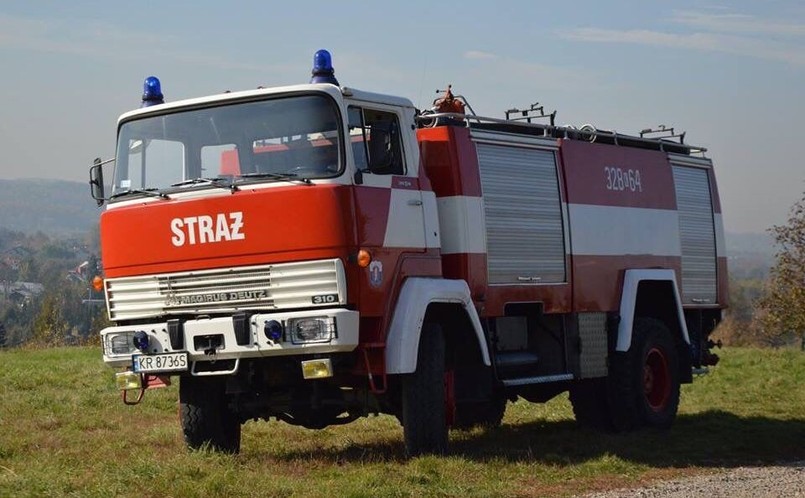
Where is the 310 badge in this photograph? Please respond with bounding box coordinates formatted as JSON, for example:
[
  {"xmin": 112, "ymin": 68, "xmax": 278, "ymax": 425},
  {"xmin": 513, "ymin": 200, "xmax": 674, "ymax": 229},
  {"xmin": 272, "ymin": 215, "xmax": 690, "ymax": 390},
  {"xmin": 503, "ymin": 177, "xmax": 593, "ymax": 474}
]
[{"xmin": 312, "ymin": 294, "xmax": 338, "ymax": 304}]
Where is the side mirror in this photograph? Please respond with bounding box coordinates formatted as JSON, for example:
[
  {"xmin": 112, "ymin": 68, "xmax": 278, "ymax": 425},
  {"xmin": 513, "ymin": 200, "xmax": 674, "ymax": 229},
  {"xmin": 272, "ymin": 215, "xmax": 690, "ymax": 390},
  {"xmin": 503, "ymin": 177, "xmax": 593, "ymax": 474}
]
[{"xmin": 90, "ymin": 157, "xmax": 112, "ymax": 206}]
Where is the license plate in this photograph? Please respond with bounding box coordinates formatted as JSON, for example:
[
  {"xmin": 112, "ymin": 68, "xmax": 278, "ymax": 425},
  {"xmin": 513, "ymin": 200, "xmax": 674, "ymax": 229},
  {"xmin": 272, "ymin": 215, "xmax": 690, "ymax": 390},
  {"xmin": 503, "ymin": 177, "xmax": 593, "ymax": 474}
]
[{"xmin": 133, "ymin": 352, "xmax": 188, "ymax": 373}]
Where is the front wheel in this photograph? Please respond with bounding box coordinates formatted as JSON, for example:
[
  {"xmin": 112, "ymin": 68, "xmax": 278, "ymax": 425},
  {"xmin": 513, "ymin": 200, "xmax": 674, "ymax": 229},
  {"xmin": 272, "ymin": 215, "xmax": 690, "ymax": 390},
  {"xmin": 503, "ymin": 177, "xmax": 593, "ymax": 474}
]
[
  {"xmin": 401, "ymin": 323, "xmax": 448, "ymax": 456},
  {"xmin": 179, "ymin": 376, "xmax": 241, "ymax": 453}
]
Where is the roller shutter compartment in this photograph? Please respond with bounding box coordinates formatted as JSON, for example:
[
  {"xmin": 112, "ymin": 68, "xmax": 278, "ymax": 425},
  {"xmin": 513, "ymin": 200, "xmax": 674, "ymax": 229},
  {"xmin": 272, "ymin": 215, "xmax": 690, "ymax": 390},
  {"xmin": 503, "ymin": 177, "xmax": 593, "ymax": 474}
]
[
  {"xmin": 476, "ymin": 143, "xmax": 565, "ymax": 285},
  {"xmin": 672, "ymin": 165, "xmax": 717, "ymax": 304}
]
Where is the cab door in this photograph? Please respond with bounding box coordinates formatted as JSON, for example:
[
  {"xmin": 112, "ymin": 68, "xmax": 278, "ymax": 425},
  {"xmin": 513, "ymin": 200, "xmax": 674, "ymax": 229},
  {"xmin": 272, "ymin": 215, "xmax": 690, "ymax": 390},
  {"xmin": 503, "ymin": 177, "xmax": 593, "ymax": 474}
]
[{"xmin": 349, "ymin": 105, "xmax": 427, "ymax": 251}]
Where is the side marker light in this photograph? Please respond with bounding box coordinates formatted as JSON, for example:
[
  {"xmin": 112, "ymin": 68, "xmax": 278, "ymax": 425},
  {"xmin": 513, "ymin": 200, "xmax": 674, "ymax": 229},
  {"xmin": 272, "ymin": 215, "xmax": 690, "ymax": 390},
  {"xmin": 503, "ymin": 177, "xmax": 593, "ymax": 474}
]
[{"xmin": 357, "ymin": 249, "xmax": 372, "ymax": 268}]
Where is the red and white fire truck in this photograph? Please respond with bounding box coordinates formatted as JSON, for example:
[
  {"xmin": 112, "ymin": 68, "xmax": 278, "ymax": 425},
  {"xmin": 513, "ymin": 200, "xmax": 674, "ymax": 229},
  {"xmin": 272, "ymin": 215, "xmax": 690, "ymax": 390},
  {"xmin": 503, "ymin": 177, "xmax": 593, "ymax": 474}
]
[{"xmin": 90, "ymin": 50, "xmax": 725, "ymax": 456}]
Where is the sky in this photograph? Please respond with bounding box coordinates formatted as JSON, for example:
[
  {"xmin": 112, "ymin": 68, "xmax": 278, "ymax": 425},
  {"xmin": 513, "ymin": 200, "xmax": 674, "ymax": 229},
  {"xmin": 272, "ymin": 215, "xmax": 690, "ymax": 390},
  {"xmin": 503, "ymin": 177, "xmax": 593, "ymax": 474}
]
[{"xmin": 0, "ymin": 1, "xmax": 803, "ymax": 234}]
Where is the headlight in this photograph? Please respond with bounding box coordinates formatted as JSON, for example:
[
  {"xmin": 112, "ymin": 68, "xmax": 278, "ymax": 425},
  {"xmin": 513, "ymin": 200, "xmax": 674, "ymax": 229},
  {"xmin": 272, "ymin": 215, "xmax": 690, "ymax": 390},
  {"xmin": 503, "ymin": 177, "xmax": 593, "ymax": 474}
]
[
  {"xmin": 288, "ymin": 316, "xmax": 335, "ymax": 344},
  {"xmin": 105, "ymin": 332, "xmax": 136, "ymax": 356}
]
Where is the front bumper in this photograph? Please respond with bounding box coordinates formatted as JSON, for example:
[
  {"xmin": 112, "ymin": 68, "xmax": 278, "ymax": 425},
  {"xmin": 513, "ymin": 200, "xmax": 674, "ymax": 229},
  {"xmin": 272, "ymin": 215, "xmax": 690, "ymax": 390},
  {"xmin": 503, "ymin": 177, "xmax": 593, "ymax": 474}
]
[{"xmin": 101, "ymin": 308, "xmax": 359, "ymax": 370}]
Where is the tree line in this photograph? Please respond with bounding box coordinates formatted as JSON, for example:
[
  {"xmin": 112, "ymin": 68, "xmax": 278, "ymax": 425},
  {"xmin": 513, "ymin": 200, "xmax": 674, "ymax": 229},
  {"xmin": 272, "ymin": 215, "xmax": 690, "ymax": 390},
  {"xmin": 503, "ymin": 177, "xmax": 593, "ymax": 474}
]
[
  {"xmin": 717, "ymin": 193, "xmax": 805, "ymax": 350},
  {"xmin": 0, "ymin": 226, "xmax": 108, "ymax": 348}
]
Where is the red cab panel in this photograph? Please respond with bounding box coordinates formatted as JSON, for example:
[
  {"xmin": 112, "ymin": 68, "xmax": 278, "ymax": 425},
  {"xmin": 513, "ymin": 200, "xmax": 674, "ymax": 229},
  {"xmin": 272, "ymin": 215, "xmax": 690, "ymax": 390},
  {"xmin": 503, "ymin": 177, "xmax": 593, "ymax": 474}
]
[{"xmin": 101, "ymin": 185, "xmax": 355, "ymax": 277}]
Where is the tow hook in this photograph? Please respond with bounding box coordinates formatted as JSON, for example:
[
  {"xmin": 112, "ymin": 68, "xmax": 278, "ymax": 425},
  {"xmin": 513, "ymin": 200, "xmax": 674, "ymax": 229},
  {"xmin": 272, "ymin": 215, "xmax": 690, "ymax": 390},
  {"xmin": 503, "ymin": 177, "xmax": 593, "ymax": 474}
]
[
  {"xmin": 197, "ymin": 334, "xmax": 223, "ymax": 356},
  {"xmin": 122, "ymin": 385, "xmax": 145, "ymax": 405}
]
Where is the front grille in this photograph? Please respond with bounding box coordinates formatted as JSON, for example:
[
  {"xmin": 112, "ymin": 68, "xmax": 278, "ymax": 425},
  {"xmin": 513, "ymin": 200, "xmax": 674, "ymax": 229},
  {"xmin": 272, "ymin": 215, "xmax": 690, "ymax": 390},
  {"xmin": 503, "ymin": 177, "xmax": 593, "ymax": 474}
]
[{"xmin": 106, "ymin": 259, "xmax": 346, "ymax": 321}]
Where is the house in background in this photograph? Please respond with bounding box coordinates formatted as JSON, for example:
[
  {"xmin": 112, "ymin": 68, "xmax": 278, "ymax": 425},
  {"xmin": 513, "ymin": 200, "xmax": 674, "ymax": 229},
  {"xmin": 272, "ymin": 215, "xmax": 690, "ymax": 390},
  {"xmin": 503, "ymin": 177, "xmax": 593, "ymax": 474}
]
[{"xmin": 3, "ymin": 281, "xmax": 45, "ymax": 308}]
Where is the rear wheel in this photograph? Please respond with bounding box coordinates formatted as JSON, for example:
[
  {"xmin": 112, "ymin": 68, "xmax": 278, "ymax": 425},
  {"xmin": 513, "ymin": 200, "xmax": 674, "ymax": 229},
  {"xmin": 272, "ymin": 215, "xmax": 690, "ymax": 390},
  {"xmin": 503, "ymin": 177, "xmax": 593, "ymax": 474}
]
[
  {"xmin": 635, "ymin": 320, "xmax": 680, "ymax": 429},
  {"xmin": 179, "ymin": 376, "xmax": 241, "ymax": 453},
  {"xmin": 609, "ymin": 318, "xmax": 680, "ymax": 431},
  {"xmin": 402, "ymin": 323, "xmax": 448, "ymax": 456}
]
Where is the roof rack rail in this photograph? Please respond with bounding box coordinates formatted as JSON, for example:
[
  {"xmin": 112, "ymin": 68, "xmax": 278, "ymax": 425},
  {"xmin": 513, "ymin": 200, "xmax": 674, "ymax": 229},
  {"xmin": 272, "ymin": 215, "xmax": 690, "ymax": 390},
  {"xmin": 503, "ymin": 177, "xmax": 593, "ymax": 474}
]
[
  {"xmin": 640, "ymin": 125, "xmax": 686, "ymax": 145},
  {"xmin": 414, "ymin": 112, "xmax": 707, "ymax": 156},
  {"xmin": 504, "ymin": 103, "xmax": 556, "ymax": 127}
]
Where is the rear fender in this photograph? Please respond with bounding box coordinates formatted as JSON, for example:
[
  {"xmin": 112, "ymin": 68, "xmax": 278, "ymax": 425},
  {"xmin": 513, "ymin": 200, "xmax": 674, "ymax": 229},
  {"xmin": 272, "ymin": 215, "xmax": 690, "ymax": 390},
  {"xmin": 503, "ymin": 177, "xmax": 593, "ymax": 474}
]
[{"xmin": 617, "ymin": 269, "xmax": 690, "ymax": 352}]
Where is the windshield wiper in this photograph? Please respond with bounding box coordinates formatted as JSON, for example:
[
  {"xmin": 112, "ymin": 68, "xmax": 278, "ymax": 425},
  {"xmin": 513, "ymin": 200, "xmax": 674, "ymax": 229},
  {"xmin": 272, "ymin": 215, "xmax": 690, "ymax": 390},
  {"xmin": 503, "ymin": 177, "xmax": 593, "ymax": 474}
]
[
  {"xmin": 238, "ymin": 172, "xmax": 312, "ymax": 185},
  {"xmin": 109, "ymin": 188, "xmax": 170, "ymax": 200},
  {"xmin": 171, "ymin": 177, "xmax": 239, "ymax": 192}
]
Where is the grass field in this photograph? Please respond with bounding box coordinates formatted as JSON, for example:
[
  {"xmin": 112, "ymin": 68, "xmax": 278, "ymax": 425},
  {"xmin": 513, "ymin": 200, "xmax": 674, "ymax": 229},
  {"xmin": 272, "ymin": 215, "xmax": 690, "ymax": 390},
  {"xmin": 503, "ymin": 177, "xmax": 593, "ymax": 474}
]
[{"xmin": 1, "ymin": 346, "xmax": 803, "ymax": 497}]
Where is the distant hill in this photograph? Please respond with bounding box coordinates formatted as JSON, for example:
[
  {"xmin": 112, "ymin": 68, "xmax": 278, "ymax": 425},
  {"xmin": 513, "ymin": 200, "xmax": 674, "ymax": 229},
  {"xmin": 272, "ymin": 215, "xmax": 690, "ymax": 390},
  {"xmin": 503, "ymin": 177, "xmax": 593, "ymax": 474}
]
[
  {"xmin": 725, "ymin": 231, "xmax": 775, "ymax": 280},
  {"xmin": 726, "ymin": 231, "xmax": 775, "ymax": 257},
  {"xmin": 0, "ymin": 179, "xmax": 100, "ymax": 236}
]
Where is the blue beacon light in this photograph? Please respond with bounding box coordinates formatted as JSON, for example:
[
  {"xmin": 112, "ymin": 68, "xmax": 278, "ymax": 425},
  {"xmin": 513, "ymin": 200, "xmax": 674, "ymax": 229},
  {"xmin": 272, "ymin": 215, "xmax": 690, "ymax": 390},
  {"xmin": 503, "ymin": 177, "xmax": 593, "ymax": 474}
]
[
  {"xmin": 310, "ymin": 49, "xmax": 339, "ymax": 86},
  {"xmin": 141, "ymin": 76, "xmax": 164, "ymax": 107}
]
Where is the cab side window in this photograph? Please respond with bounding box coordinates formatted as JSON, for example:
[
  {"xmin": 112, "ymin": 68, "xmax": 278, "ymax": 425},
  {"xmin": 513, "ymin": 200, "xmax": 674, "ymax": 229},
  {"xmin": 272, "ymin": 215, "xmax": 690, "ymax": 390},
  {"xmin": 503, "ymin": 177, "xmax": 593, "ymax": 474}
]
[{"xmin": 348, "ymin": 106, "xmax": 405, "ymax": 175}]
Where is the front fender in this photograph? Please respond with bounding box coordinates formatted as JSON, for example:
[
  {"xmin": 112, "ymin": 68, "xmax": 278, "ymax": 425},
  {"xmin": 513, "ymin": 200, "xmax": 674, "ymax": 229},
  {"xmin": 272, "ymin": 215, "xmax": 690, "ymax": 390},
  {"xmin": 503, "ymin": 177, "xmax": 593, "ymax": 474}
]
[{"xmin": 385, "ymin": 278, "xmax": 491, "ymax": 374}]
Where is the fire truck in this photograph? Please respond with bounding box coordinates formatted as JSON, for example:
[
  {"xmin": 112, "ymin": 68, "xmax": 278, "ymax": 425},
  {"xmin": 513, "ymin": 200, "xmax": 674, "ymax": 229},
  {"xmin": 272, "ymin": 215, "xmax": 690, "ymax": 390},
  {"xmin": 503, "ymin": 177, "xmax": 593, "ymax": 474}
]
[{"xmin": 90, "ymin": 50, "xmax": 725, "ymax": 456}]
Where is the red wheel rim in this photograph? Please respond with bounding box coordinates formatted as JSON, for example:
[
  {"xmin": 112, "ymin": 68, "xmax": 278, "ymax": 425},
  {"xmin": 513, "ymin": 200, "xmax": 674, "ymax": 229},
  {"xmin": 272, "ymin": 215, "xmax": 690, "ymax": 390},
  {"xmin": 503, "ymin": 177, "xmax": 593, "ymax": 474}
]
[{"xmin": 643, "ymin": 347, "xmax": 671, "ymax": 411}]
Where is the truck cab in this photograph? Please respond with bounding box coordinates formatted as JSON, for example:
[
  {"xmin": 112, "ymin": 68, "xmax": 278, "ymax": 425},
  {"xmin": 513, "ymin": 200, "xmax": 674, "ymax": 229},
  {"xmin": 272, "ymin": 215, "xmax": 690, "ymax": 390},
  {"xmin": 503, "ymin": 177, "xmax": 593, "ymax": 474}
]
[{"xmin": 100, "ymin": 83, "xmax": 434, "ymax": 342}]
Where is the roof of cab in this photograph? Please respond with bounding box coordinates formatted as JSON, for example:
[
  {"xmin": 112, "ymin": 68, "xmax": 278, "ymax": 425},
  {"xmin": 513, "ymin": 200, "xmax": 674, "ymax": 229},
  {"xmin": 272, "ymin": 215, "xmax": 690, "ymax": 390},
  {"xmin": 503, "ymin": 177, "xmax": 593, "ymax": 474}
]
[{"xmin": 117, "ymin": 83, "xmax": 415, "ymax": 125}]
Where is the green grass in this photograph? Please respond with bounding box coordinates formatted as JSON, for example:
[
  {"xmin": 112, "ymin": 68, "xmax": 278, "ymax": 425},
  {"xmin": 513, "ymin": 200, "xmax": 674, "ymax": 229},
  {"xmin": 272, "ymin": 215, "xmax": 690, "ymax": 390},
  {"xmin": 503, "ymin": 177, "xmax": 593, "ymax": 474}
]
[{"xmin": 1, "ymin": 347, "xmax": 803, "ymax": 497}]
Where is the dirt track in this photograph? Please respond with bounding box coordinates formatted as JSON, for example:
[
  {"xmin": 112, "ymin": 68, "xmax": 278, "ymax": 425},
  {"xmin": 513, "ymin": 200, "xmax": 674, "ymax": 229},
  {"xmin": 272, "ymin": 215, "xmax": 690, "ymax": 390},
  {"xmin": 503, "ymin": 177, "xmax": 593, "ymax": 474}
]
[{"xmin": 582, "ymin": 462, "xmax": 804, "ymax": 497}]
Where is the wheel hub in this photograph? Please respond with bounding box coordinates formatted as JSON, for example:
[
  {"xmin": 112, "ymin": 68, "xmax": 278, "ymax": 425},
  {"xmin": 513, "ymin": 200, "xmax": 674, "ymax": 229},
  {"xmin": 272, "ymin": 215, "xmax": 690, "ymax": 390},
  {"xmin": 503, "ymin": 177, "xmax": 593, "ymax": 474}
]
[{"xmin": 643, "ymin": 347, "xmax": 671, "ymax": 411}]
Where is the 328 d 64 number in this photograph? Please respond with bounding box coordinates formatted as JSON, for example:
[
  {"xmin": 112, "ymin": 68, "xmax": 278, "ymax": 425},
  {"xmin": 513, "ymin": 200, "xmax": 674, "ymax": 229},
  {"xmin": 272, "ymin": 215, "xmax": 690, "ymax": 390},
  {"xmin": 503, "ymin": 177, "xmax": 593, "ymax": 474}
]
[{"xmin": 604, "ymin": 166, "xmax": 642, "ymax": 192}]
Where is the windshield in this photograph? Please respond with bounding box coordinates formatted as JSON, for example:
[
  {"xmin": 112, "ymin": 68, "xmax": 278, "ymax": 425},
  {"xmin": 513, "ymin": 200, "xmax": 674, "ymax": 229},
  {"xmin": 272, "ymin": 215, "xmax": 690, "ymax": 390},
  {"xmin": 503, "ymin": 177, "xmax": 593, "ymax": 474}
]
[{"xmin": 113, "ymin": 94, "xmax": 342, "ymax": 195}]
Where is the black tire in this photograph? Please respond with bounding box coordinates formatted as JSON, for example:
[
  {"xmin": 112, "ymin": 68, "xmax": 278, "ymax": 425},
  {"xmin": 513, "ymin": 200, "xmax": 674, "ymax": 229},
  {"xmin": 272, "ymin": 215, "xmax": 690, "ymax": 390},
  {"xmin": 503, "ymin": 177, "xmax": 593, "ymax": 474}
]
[
  {"xmin": 607, "ymin": 348, "xmax": 639, "ymax": 432},
  {"xmin": 179, "ymin": 375, "xmax": 241, "ymax": 453},
  {"xmin": 569, "ymin": 378, "xmax": 613, "ymax": 431},
  {"xmin": 454, "ymin": 392, "xmax": 506, "ymax": 430},
  {"xmin": 608, "ymin": 318, "xmax": 680, "ymax": 431},
  {"xmin": 402, "ymin": 323, "xmax": 448, "ymax": 456}
]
